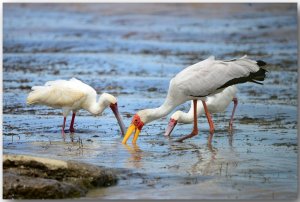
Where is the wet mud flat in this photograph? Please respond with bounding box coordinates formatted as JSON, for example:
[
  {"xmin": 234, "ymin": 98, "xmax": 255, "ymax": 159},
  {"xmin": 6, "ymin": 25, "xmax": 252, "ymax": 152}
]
[{"xmin": 3, "ymin": 3, "xmax": 298, "ymax": 199}]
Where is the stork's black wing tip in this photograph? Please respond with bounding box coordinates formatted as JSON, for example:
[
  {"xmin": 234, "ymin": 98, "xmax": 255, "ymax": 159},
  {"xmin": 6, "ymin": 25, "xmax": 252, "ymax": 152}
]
[{"xmin": 257, "ymin": 60, "xmax": 267, "ymax": 67}]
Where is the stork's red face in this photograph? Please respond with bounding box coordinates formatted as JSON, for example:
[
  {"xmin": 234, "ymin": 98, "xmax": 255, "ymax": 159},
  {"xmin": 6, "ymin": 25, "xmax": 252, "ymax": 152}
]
[
  {"xmin": 122, "ymin": 114, "xmax": 144, "ymax": 144},
  {"xmin": 164, "ymin": 118, "xmax": 178, "ymax": 137}
]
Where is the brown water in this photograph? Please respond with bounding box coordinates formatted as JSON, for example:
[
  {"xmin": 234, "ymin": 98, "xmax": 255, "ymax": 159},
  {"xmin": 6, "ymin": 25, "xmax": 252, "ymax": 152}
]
[{"xmin": 3, "ymin": 3, "xmax": 298, "ymax": 199}]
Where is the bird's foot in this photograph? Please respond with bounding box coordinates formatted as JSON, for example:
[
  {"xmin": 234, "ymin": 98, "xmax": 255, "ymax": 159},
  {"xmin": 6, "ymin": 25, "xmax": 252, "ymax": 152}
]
[
  {"xmin": 175, "ymin": 130, "xmax": 198, "ymax": 143},
  {"xmin": 69, "ymin": 127, "xmax": 75, "ymax": 133},
  {"xmin": 175, "ymin": 138, "xmax": 184, "ymax": 143}
]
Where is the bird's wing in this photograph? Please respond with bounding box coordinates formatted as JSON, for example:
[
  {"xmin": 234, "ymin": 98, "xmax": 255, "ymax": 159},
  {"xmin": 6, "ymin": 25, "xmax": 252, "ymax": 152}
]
[
  {"xmin": 69, "ymin": 77, "xmax": 85, "ymax": 85},
  {"xmin": 45, "ymin": 85, "xmax": 86, "ymax": 107},
  {"xmin": 177, "ymin": 55, "xmax": 215, "ymax": 76},
  {"xmin": 173, "ymin": 56, "xmax": 264, "ymax": 98},
  {"xmin": 27, "ymin": 80, "xmax": 86, "ymax": 107},
  {"xmin": 44, "ymin": 79, "xmax": 67, "ymax": 86},
  {"xmin": 44, "ymin": 78, "xmax": 84, "ymax": 87},
  {"xmin": 69, "ymin": 77, "xmax": 97, "ymax": 93}
]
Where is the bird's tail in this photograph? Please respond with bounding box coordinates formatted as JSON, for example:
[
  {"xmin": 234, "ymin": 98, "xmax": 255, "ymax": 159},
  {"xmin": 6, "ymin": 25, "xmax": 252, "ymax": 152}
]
[
  {"xmin": 217, "ymin": 59, "xmax": 268, "ymax": 90},
  {"xmin": 26, "ymin": 86, "xmax": 47, "ymax": 105},
  {"xmin": 249, "ymin": 60, "xmax": 267, "ymax": 85}
]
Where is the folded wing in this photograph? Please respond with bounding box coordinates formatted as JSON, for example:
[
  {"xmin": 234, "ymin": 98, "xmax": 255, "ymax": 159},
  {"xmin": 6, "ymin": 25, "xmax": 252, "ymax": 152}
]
[
  {"xmin": 27, "ymin": 79, "xmax": 86, "ymax": 108},
  {"xmin": 174, "ymin": 56, "xmax": 267, "ymax": 98}
]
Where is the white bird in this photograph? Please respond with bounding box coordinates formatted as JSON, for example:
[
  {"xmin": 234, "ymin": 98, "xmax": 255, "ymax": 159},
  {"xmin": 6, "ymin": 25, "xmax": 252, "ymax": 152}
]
[
  {"xmin": 164, "ymin": 85, "xmax": 238, "ymax": 138},
  {"xmin": 122, "ymin": 55, "xmax": 267, "ymax": 144},
  {"xmin": 27, "ymin": 78, "xmax": 126, "ymax": 136}
]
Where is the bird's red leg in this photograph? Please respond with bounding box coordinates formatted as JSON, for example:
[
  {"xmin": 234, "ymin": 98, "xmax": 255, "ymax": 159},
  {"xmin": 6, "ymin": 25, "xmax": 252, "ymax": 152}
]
[
  {"xmin": 229, "ymin": 98, "xmax": 238, "ymax": 132},
  {"xmin": 176, "ymin": 100, "xmax": 198, "ymax": 142},
  {"xmin": 69, "ymin": 112, "xmax": 76, "ymax": 133},
  {"xmin": 202, "ymin": 101, "xmax": 214, "ymax": 135},
  {"xmin": 61, "ymin": 117, "xmax": 66, "ymax": 137},
  {"xmin": 202, "ymin": 101, "xmax": 214, "ymax": 145}
]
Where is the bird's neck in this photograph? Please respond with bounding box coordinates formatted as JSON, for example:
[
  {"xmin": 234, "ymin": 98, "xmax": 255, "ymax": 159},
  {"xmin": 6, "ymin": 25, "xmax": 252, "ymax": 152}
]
[
  {"xmin": 87, "ymin": 96, "xmax": 109, "ymax": 115},
  {"xmin": 178, "ymin": 110, "xmax": 194, "ymax": 123},
  {"xmin": 142, "ymin": 99, "xmax": 179, "ymax": 124},
  {"xmin": 178, "ymin": 101, "xmax": 205, "ymax": 123}
]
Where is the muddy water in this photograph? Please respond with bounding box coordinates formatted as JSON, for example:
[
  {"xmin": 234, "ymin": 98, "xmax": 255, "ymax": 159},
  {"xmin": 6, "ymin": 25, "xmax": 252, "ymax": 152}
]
[{"xmin": 3, "ymin": 3, "xmax": 297, "ymax": 199}]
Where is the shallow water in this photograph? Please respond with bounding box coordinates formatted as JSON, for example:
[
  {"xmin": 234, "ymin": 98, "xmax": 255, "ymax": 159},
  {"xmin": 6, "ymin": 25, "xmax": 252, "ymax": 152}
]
[{"xmin": 3, "ymin": 3, "xmax": 298, "ymax": 199}]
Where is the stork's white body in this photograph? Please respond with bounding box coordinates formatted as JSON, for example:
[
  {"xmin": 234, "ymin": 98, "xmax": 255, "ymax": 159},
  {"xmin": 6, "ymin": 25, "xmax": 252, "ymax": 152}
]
[
  {"xmin": 123, "ymin": 55, "xmax": 267, "ymax": 144},
  {"xmin": 138, "ymin": 55, "xmax": 262, "ymax": 124}
]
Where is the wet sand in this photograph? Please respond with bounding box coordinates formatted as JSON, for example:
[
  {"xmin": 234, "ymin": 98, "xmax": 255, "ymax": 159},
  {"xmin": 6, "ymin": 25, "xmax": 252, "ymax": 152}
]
[{"xmin": 3, "ymin": 3, "xmax": 298, "ymax": 199}]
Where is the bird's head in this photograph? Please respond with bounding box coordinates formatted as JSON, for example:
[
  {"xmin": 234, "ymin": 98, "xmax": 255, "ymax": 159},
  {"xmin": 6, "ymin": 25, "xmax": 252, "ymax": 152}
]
[
  {"xmin": 122, "ymin": 112, "xmax": 145, "ymax": 144},
  {"xmin": 100, "ymin": 93, "xmax": 117, "ymax": 107},
  {"xmin": 101, "ymin": 93, "xmax": 126, "ymax": 136},
  {"xmin": 164, "ymin": 111, "xmax": 181, "ymax": 137}
]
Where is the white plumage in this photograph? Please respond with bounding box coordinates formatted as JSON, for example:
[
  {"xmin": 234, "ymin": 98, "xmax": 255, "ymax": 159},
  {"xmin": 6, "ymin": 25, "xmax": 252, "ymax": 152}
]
[
  {"xmin": 173, "ymin": 55, "xmax": 260, "ymax": 99},
  {"xmin": 122, "ymin": 55, "xmax": 267, "ymax": 144},
  {"xmin": 27, "ymin": 78, "xmax": 125, "ymax": 136},
  {"xmin": 164, "ymin": 86, "xmax": 238, "ymax": 137}
]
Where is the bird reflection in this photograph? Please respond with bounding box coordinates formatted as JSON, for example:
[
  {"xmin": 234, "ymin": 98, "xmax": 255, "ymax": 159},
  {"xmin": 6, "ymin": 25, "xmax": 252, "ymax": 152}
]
[
  {"xmin": 123, "ymin": 144, "xmax": 143, "ymax": 168},
  {"xmin": 228, "ymin": 133, "xmax": 234, "ymax": 147},
  {"xmin": 190, "ymin": 132, "xmax": 238, "ymax": 176},
  {"xmin": 207, "ymin": 133, "xmax": 214, "ymax": 145},
  {"xmin": 69, "ymin": 132, "xmax": 75, "ymax": 142},
  {"xmin": 207, "ymin": 142, "xmax": 218, "ymax": 160},
  {"xmin": 190, "ymin": 143, "xmax": 218, "ymax": 175}
]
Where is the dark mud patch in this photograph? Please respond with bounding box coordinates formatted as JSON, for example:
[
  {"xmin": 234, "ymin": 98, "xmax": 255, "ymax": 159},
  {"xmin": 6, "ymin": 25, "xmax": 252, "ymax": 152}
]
[
  {"xmin": 147, "ymin": 87, "xmax": 158, "ymax": 92},
  {"xmin": 238, "ymin": 116, "xmax": 284, "ymax": 125},
  {"xmin": 272, "ymin": 142, "xmax": 297, "ymax": 148},
  {"xmin": 3, "ymin": 154, "xmax": 117, "ymax": 199}
]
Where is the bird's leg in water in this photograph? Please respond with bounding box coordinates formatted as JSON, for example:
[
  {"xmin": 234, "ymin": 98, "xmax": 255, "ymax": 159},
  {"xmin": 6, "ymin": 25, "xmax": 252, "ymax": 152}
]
[
  {"xmin": 202, "ymin": 101, "xmax": 215, "ymax": 134},
  {"xmin": 176, "ymin": 100, "xmax": 198, "ymax": 142},
  {"xmin": 69, "ymin": 112, "xmax": 76, "ymax": 133},
  {"xmin": 229, "ymin": 98, "xmax": 238, "ymax": 132},
  {"xmin": 201, "ymin": 100, "xmax": 214, "ymax": 145},
  {"xmin": 62, "ymin": 117, "xmax": 66, "ymax": 137}
]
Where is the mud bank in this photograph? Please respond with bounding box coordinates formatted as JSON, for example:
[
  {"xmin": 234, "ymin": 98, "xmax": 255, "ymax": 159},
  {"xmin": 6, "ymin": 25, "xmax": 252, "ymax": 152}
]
[{"xmin": 3, "ymin": 154, "xmax": 117, "ymax": 199}]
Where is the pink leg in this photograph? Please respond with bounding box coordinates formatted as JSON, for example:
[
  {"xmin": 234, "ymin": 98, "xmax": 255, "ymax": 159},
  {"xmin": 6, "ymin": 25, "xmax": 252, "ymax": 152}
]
[
  {"xmin": 229, "ymin": 98, "xmax": 238, "ymax": 132},
  {"xmin": 202, "ymin": 101, "xmax": 214, "ymax": 135},
  {"xmin": 69, "ymin": 112, "xmax": 76, "ymax": 133},
  {"xmin": 62, "ymin": 117, "xmax": 66, "ymax": 136},
  {"xmin": 202, "ymin": 101, "xmax": 214, "ymax": 145},
  {"xmin": 176, "ymin": 100, "xmax": 198, "ymax": 142}
]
